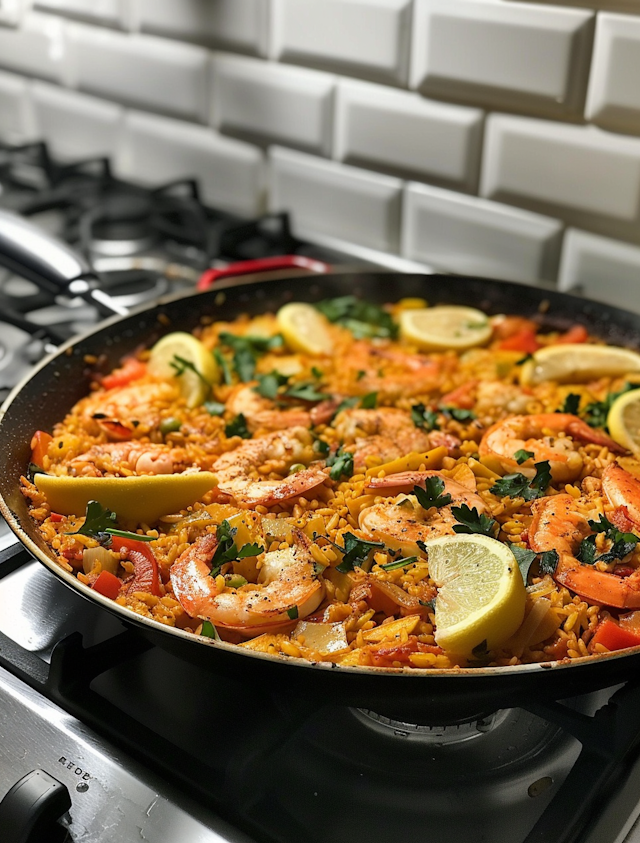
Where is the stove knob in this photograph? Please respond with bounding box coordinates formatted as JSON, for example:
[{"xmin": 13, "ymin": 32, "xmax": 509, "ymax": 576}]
[{"xmin": 0, "ymin": 768, "xmax": 71, "ymax": 843}]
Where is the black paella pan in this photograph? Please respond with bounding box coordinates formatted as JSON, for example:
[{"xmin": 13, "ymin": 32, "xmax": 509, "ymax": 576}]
[{"xmin": 1, "ymin": 208, "xmax": 640, "ymax": 724}]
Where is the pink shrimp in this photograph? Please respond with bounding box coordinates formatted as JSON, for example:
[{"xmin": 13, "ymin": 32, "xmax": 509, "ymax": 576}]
[
  {"xmin": 65, "ymin": 441, "xmax": 192, "ymax": 477},
  {"xmin": 225, "ymin": 383, "xmax": 338, "ymax": 433},
  {"xmin": 479, "ymin": 413, "xmax": 626, "ymax": 482}
]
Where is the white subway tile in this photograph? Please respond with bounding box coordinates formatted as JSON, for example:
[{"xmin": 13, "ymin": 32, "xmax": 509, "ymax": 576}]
[
  {"xmin": 586, "ymin": 13, "xmax": 640, "ymax": 136},
  {"xmin": 411, "ymin": 0, "xmax": 594, "ymax": 117},
  {"xmin": 0, "ymin": 69, "xmax": 36, "ymax": 143},
  {"xmin": 135, "ymin": 0, "xmax": 269, "ymax": 56},
  {"xmin": 213, "ymin": 55, "xmax": 334, "ymax": 156},
  {"xmin": 0, "ymin": 0, "xmax": 23, "ymax": 27},
  {"xmin": 508, "ymin": 0, "xmax": 639, "ymax": 12},
  {"xmin": 269, "ymin": 146, "xmax": 402, "ymax": 252},
  {"xmin": 31, "ymin": 81, "xmax": 122, "ymax": 161},
  {"xmin": 558, "ymin": 228, "xmax": 640, "ymax": 312},
  {"xmin": 0, "ymin": 12, "xmax": 68, "ymax": 83},
  {"xmin": 116, "ymin": 111, "xmax": 265, "ymax": 218},
  {"xmin": 34, "ymin": 0, "xmax": 127, "ymax": 28},
  {"xmin": 402, "ymin": 182, "xmax": 562, "ymax": 283},
  {"xmin": 481, "ymin": 114, "xmax": 640, "ymax": 228},
  {"xmin": 335, "ymin": 79, "xmax": 484, "ymax": 191},
  {"xmin": 271, "ymin": 0, "xmax": 412, "ymax": 86},
  {"xmin": 67, "ymin": 24, "xmax": 210, "ymax": 123}
]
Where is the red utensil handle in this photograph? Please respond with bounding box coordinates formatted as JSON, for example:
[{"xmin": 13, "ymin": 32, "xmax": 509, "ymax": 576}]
[{"xmin": 196, "ymin": 255, "xmax": 332, "ymax": 291}]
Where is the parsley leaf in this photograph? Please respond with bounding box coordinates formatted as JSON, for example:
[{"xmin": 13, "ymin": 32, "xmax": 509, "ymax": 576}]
[
  {"xmin": 413, "ymin": 477, "xmax": 452, "ymax": 509},
  {"xmin": 380, "ymin": 555, "xmax": 418, "ymax": 571},
  {"xmin": 490, "ymin": 461, "xmax": 551, "ymax": 501},
  {"xmin": 577, "ymin": 515, "xmax": 639, "ymax": 565},
  {"xmin": 584, "ymin": 383, "xmax": 640, "ymax": 430},
  {"xmin": 559, "ymin": 393, "xmax": 581, "ymax": 414},
  {"xmin": 204, "ymin": 400, "xmax": 226, "ymax": 416},
  {"xmin": 209, "ymin": 519, "xmax": 263, "ymax": 578},
  {"xmin": 411, "ymin": 402, "xmax": 439, "ymax": 431},
  {"xmin": 27, "ymin": 462, "xmax": 46, "ymax": 483},
  {"xmin": 253, "ymin": 371, "xmax": 289, "ymax": 399},
  {"xmin": 360, "ymin": 392, "xmax": 378, "ymax": 409},
  {"xmin": 439, "ymin": 406, "xmax": 476, "ymax": 422},
  {"xmin": 213, "ymin": 347, "xmax": 233, "ymax": 385},
  {"xmin": 514, "ymin": 449, "xmax": 534, "ymax": 464},
  {"xmin": 326, "ymin": 446, "xmax": 354, "ymax": 481},
  {"xmin": 539, "ymin": 549, "xmax": 559, "ymax": 576},
  {"xmin": 171, "ymin": 355, "xmax": 212, "ymax": 394},
  {"xmin": 218, "ymin": 333, "xmax": 283, "ymax": 383},
  {"xmin": 65, "ymin": 500, "xmax": 154, "ymax": 542},
  {"xmin": 313, "ymin": 437, "xmax": 330, "ymax": 456},
  {"xmin": 283, "ymin": 381, "xmax": 329, "ymax": 402},
  {"xmin": 287, "ymin": 606, "xmax": 299, "ymax": 620},
  {"xmin": 334, "ymin": 532, "xmax": 385, "ymax": 573},
  {"xmin": 511, "ymin": 546, "xmax": 537, "ymax": 584},
  {"xmin": 451, "ymin": 505, "xmax": 498, "ymax": 537},
  {"xmin": 516, "ymin": 354, "xmax": 533, "ymax": 367},
  {"xmin": 225, "ymin": 413, "xmax": 251, "ymax": 439},
  {"xmin": 315, "ymin": 296, "xmax": 398, "ymax": 339}
]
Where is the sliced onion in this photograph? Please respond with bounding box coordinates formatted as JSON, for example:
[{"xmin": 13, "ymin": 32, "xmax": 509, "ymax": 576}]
[
  {"xmin": 507, "ymin": 598, "xmax": 556, "ymax": 657},
  {"xmin": 82, "ymin": 546, "xmax": 119, "ymax": 575},
  {"xmin": 293, "ymin": 621, "xmax": 349, "ymax": 654}
]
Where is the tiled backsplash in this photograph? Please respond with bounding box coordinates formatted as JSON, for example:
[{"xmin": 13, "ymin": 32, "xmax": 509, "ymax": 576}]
[{"xmin": 2, "ymin": 0, "xmax": 640, "ymax": 308}]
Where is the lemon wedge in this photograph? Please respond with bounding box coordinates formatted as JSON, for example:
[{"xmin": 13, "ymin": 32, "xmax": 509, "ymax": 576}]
[
  {"xmin": 35, "ymin": 472, "xmax": 218, "ymax": 524},
  {"xmin": 399, "ymin": 306, "xmax": 492, "ymax": 351},
  {"xmin": 607, "ymin": 389, "xmax": 640, "ymax": 454},
  {"xmin": 519, "ymin": 343, "xmax": 640, "ymax": 386},
  {"xmin": 276, "ymin": 302, "xmax": 334, "ymax": 355},
  {"xmin": 148, "ymin": 332, "xmax": 218, "ymax": 408},
  {"xmin": 424, "ymin": 534, "xmax": 526, "ymax": 658}
]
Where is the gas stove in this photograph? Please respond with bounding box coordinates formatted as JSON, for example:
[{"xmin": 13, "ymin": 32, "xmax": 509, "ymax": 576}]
[{"xmin": 3, "ymin": 141, "xmax": 640, "ymax": 843}]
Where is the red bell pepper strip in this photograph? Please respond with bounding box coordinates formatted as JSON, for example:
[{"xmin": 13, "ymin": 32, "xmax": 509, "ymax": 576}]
[
  {"xmin": 30, "ymin": 430, "xmax": 52, "ymax": 466},
  {"xmin": 101, "ymin": 357, "xmax": 147, "ymax": 390},
  {"xmin": 110, "ymin": 536, "xmax": 161, "ymax": 596},
  {"xmin": 555, "ymin": 325, "xmax": 589, "ymax": 345},
  {"xmin": 50, "ymin": 512, "xmax": 65, "ymax": 523},
  {"xmin": 498, "ymin": 328, "xmax": 541, "ymax": 354},
  {"xmin": 590, "ymin": 618, "xmax": 640, "ymax": 652},
  {"xmin": 92, "ymin": 570, "xmax": 122, "ymax": 600}
]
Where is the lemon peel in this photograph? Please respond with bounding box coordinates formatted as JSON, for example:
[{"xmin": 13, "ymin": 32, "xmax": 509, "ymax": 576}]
[
  {"xmin": 276, "ymin": 302, "xmax": 334, "ymax": 355},
  {"xmin": 607, "ymin": 390, "xmax": 640, "ymax": 455},
  {"xmin": 35, "ymin": 472, "xmax": 218, "ymax": 524},
  {"xmin": 148, "ymin": 332, "xmax": 219, "ymax": 408},
  {"xmin": 520, "ymin": 343, "xmax": 640, "ymax": 387},
  {"xmin": 424, "ymin": 534, "xmax": 526, "ymax": 658},
  {"xmin": 399, "ymin": 306, "xmax": 492, "ymax": 351}
]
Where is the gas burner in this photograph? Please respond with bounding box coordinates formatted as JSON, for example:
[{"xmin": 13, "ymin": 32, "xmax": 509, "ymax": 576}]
[
  {"xmin": 83, "ymin": 189, "xmax": 159, "ymax": 257},
  {"xmin": 354, "ymin": 707, "xmax": 511, "ymax": 744}
]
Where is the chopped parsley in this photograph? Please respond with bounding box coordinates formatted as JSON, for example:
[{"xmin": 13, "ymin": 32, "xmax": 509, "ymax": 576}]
[
  {"xmin": 577, "ymin": 515, "xmax": 639, "ymax": 565},
  {"xmin": 313, "ymin": 437, "xmax": 330, "ymax": 456},
  {"xmin": 513, "ymin": 449, "xmax": 534, "ymax": 464},
  {"xmin": 360, "ymin": 392, "xmax": 378, "ymax": 409},
  {"xmin": 171, "ymin": 355, "xmax": 212, "ymax": 394},
  {"xmin": 511, "ymin": 546, "xmax": 537, "ymax": 584},
  {"xmin": 218, "ymin": 332, "xmax": 284, "ymax": 383},
  {"xmin": 326, "ymin": 446, "xmax": 354, "ymax": 481},
  {"xmin": 213, "ymin": 347, "xmax": 233, "ymax": 385},
  {"xmin": 66, "ymin": 500, "xmax": 154, "ymax": 543},
  {"xmin": 413, "ymin": 477, "xmax": 452, "ymax": 510},
  {"xmin": 253, "ymin": 371, "xmax": 289, "ymax": 399},
  {"xmin": 315, "ymin": 295, "xmax": 398, "ymax": 339},
  {"xmin": 411, "ymin": 402, "xmax": 439, "ymax": 431},
  {"xmin": 283, "ymin": 381, "xmax": 329, "ymax": 402},
  {"xmin": 451, "ymin": 505, "xmax": 498, "ymax": 537},
  {"xmin": 224, "ymin": 413, "xmax": 251, "ymax": 439},
  {"xmin": 209, "ymin": 519, "xmax": 263, "ymax": 578},
  {"xmin": 439, "ymin": 406, "xmax": 476, "ymax": 422},
  {"xmin": 584, "ymin": 383, "xmax": 640, "ymax": 430},
  {"xmin": 559, "ymin": 393, "xmax": 581, "ymax": 415},
  {"xmin": 287, "ymin": 606, "xmax": 299, "ymax": 620},
  {"xmin": 333, "ymin": 532, "xmax": 385, "ymax": 573},
  {"xmin": 539, "ymin": 549, "xmax": 559, "ymax": 576},
  {"xmin": 204, "ymin": 400, "xmax": 226, "ymax": 416},
  {"xmin": 27, "ymin": 462, "xmax": 46, "ymax": 483},
  {"xmin": 490, "ymin": 461, "xmax": 552, "ymax": 501},
  {"xmin": 380, "ymin": 555, "xmax": 418, "ymax": 571}
]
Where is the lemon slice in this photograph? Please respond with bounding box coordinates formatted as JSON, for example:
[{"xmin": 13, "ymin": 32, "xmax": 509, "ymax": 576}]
[
  {"xmin": 607, "ymin": 389, "xmax": 640, "ymax": 454},
  {"xmin": 399, "ymin": 306, "xmax": 492, "ymax": 351},
  {"xmin": 519, "ymin": 343, "xmax": 640, "ymax": 386},
  {"xmin": 276, "ymin": 302, "xmax": 334, "ymax": 355},
  {"xmin": 424, "ymin": 534, "xmax": 526, "ymax": 658},
  {"xmin": 148, "ymin": 332, "xmax": 218, "ymax": 408},
  {"xmin": 35, "ymin": 472, "xmax": 218, "ymax": 524}
]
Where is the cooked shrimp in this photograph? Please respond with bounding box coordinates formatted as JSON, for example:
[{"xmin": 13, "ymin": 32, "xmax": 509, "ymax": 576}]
[
  {"xmin": 225, "ymin": 383, "xmax": 338, "ymax": 433},
  {"xmin": 65, "ymin": 442, "xmax": 192, "ymax": 477},
  {"xmin": 334, "ymin": 408, "xmax": 441, "ymax": 470},
  {"xmin": 341, "ymin": 342, "xmax": 442, "ymax": 399},
  {"xmin": 602, "ymin": 463, "xmax": 640, "ymax": 531},
  {"xmin": 211, "ymin": 427, "xmax": 328, "ymax": 508},
  {"xmin": 479, "ymin": 413, "xmax": 625, "ymax": 482},
  {"xmin": 359, "ymin": 471, "xmax": 487, "ymax": 554},
  {"xmin": 74, "ymin": 381, "xmax": 180, "ymax": 440},
  {"xmin": 474, "ymin": 381, "xmax": 534, "ymax": 417},
  {"xmin": 170, "ymin": 528, "xmax": 324, "ymax": 636},
  {"xmin": 529, "ymin": 483, "xmax": 640, "ymax": 609}
]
